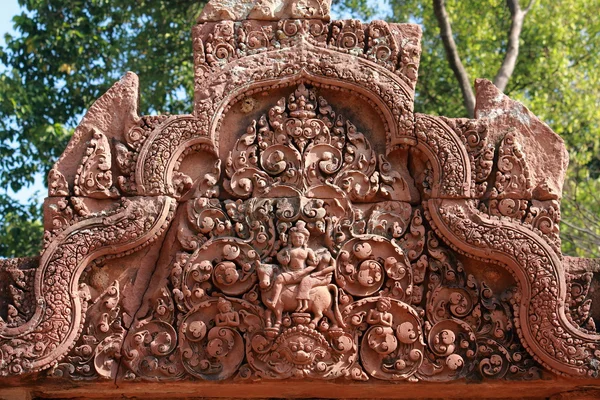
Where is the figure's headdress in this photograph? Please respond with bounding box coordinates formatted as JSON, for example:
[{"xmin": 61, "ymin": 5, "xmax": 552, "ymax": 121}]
[
  {"xmin": 217, "ymin": 297, "xmax": 231, "ymax": 309},
  {"xmin": 377, "ymin": 297, "xmax": 391, "ymax": 310},
  {"xmin": 290, "ymin": 220, "xmax": 310, "ymax": 238}
]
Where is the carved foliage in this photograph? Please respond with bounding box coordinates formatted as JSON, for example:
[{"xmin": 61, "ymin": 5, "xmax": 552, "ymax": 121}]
[
  {"xmin": 196, "ymin": 18, "xmax": 416, "ymax": 78},
  {"xmin": 4, "ymin": 2, "xmax": 595, "ymax": 385},
  {"xmin": 48, "ymin": 169, "xmax": 69, "ymax": 197},
  {"xmin": 414, "ymin": 115, "xmax": 471, "ymax": 198},
  {"xmin": 115, "ymin": 115, "xmax": 171, "ymax": 194},
  {"xmin": 0, "ymin": 197, "xmax": 175, "ymax": 376},
  {"xmin": 565, "ymin": 271, "xmax": 596, "ymax": 332},
  {"xmin": 120, "ymin": 169, "xmax": 539, "ymax": 382},
  {"xmin": 74, "ymin": 129, "xmax": 119, "ymax": 199},
  {"xmin": 0, "ymin": 258, "xmax": 36, "ymax": 329},
  {"xmin": 87, "ymin": 72, "xmax": 551, "ymax": 382},
  {"xmin": 225, "ymin": 84, "xmax": 410, "ymax": 202},
  {"xmin": 192, "ymin": 20, "xmax": 417, "ymax": 149},
  {"xmin": 198, "ymin": 0, "xmax": 332, "ymax": 22},
  {"xmin": 467, "ymin": 131, "xmax": 562, "ymax": 255},
  {"xmin": 428, "ymin": 199, "xmax": 600, "ymax": 377},
  {"xmin": 50, "ymin": 281, "xmax": 124, "ymax": 380},
  {"xmin": 488, "ymin": 132, "xmax": 531, "ymax": 220}
]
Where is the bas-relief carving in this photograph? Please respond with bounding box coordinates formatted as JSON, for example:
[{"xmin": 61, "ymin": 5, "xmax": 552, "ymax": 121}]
[
  {"xmin": 0, "ymin": 0, "xmax": 599, "ymax": 388},
  {"xmin": 198, "ymin": 0, "xmax": 332, "ymax": 22}
]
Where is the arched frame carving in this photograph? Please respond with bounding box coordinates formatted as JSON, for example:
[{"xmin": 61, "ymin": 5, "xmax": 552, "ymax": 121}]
[
  {"xmin": 135, "ymin": 36, "xmax": 600, "ymax": 376},
  {"xmin": 0, "ymin": 10, "xmax": 598, "ymax": 383},
  {"xmin": 198, "ymin": 45, "xmax": 416, "ymax": 148},
  {"xmin": 0, "ymin": 196, "xmax": 175, "ymax": 375},
  {"xmin": 136, "ymin": 39, "xmax": 600, "ymax": 377},
  {"xmin": 413, "ymin": 116, "xmax": 600, "ymax": 377}
]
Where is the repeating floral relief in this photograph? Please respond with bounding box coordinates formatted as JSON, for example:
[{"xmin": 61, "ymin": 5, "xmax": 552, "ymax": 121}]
[
  {"xmin": 47, "ymin": 85, "xmax": 540, "ymax": 382},
  {"xmin": 0, "ymin": 0, "xmax": 598, "ymax": 387}
]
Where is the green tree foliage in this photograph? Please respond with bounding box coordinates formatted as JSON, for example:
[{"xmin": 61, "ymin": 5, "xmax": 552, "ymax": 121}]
[
  {"xmin": 0, "ymin": 194, "xmax": 42, "ymax": 258},
  {"xmin": 0, "ymin": 0, "xmax": 207, "ymax": 256},
  {"xmin": 0, "ymin": 0, "xmax": 598, "ymax": 257}
]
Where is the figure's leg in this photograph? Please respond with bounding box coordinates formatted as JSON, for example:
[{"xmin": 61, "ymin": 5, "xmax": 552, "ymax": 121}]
[
  {"xmin": 274, "ymin": 305, "xmax": 283, "ymax": 330},
  {"xmin": 268, "ymin": 276, "xmax": 284, "ymax": 308},
  {"xmin": 265, "ymin": 308, "xmax": 273, "ymax": 328},
  {"xmin": 296, "ymin": 277, "xmax": 313, "ymax": 312},
  {"xmin": 298, "ymin": 299, "xmax": 309, "ymax": 312},
  {"xmin": 323, "ymin": 307, "xmax": 337, "ymax": 327},
  {"xmin": 310, "ymin": 308, "xmax": 323, "ymax": 330}
]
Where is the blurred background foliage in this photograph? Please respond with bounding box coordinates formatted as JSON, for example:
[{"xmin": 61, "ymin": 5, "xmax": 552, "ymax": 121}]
[{"xmin": 0, "ymin": 0, "xmax": 598, "ymax": 257}]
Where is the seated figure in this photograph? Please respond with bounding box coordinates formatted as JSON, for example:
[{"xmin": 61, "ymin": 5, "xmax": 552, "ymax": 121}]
[
  {"xmin": 267, "ymin": 220, "xmax": 333, "ymax": 312},
  {"xmin": 295, "ymin": 248, "xmax": 335, "ymax": 312}
]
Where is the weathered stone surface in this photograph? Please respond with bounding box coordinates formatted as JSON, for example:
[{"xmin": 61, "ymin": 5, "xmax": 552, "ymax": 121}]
[
  {"xmin": 475, "ymin": 78, "xmax": 569, "ymax": 201},
  {"xmin": 1, "ymin": 0, "xmax": 600, "ymax": 396},
  {"xmin": 199, "ymin": 0, "xmax": 332, "ymax": 22},
  {"xmin": 0, "ymin": 257, "xmax": 37, "ymax": 329},
  {"xmin": 50, "ymin": 72, "xmax": 139, "ymax": 198}
]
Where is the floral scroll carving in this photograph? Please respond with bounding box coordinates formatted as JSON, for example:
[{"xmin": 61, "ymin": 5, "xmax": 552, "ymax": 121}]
[
  {"xmin": 112, "ymin": 84, "xmax": 544, "ymax": 383},
  {"xmin": 0, "ymin": 196, "xmax": 175, "ymax": 376},
  {"xmin": 224, "ymin": 84, "xmax": 410, "ymax": 202},
  {"xmin": 74, "ymin": 129, "xmax": 120, "ymax": 199},
  {"xmin": 1, "ymin": 0, "xmax": 598, "ymax": 389},
  {"xmin": 50, "ymin": 281, "xmax": 124, "ymax": 380}
]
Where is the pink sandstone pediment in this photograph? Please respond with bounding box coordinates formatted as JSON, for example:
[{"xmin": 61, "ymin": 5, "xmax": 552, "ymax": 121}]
[{"xmin": 1, "ymin": 0, "xmax": 599, "ymax": 397}]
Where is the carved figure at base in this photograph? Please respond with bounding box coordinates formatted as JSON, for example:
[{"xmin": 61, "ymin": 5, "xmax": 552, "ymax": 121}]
[
  {"xmin": 366, "ymin": 297, "xmax": 397, "ymax": 355},
  {"xmin": 367, "ymin": 297, "xmax": 394, "ymax": 327},
  {"xmin": 215, "ymin": 297, "xmax": 240, "ymax": 327}
]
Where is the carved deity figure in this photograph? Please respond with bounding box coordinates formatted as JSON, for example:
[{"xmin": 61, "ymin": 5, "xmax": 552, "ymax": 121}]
[
  {"xmin": 215, "ymin": 298, "xmax": 240, "ymax": 328},
  {"xmin": 256, "ymin": 220, "xmax": 342, "ymax": 331},
  {"xmin": 295, "ymin": 248, "xmax": 335, "ymax": 312},
  {"xmin": 269, "ymin": 221, "xmax": 317, "ymax": 310},
  {"xmin": 367, "ymin": 297, "xmax": 394, "ymax": 328}
]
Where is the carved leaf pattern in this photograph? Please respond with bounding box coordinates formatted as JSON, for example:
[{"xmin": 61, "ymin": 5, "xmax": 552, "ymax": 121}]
[{"xmin": 2, "ymin": 9, "xmax": 597, "ymax": 386}]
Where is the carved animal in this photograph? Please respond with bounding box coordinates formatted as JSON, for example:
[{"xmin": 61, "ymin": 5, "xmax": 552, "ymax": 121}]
[{"xmin": 256, "ymin": 263, "xmax": 344, "ymax": 330}]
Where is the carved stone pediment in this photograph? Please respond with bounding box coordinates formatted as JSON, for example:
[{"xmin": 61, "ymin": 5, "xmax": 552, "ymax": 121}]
[{"xmin": 1, "ymin": 0, "xmax": 599, "ymax": 397}]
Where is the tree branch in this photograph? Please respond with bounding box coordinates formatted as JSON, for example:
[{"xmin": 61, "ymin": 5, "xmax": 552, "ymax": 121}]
[
  {"xmin": 493, "ymin": 0, "xmax": 535, "ymax": 92},
  {"xmin": 523, "ymin": 0, "xmax": 535, "ymax": 13},
  {"xmin": 561, "ymin": 219, "xmax": 600, "ymax": 242},
  {"xmin": 433, "ymin": 0, "xmax": 476, "ymax": 117}
]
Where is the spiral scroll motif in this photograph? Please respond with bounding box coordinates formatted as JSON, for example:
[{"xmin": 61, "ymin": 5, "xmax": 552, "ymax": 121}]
[{"xmin": 0, "ymin": 196, "xmax": 175, "ymax": 376}]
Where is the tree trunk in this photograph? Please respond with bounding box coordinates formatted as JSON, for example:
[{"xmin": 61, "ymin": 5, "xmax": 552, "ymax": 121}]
[
  {"xmin": 493, "ymin": 0, "xmax": 535, "ymax": 92},
  {"xmin": 433, "ymin": 0, "xmax": 535, "ymax": 116},
  {"xmin": 433, "ymin": 0, "xmax": 476, "ymax": 118}
]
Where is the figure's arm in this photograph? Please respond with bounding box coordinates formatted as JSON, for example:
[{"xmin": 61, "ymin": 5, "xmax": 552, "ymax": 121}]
[
  {"xmin": 307, "ymin": 248, "xmax": 318, "ymax": 266},
  {"xmin": 298, "ymin": 265, "xmax": 316, "ymax": 277},
  {"xmin": 312, "ymin": 265, "xmax": 334, "ymax": 277},
  {"xmin": 382, "ymin": 313, "xmax": 393, "ymax": 327},
  {"xmin": 277, "ymin": 249, "xmax": 290, "ymax": 265},
  {"xmin": 231, "ymin": 312, "xmax": 240, "ymax": 327},
  {"xmin": 366, "ymin": 309, "xmax": 379, "ymax": 324}
]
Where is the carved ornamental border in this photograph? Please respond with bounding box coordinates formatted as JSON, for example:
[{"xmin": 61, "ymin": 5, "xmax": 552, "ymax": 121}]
[{"xmin": 0, "ymin": 0, "xmax": 599, "ymax": 387}]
